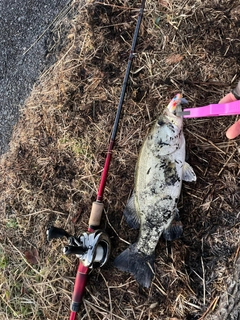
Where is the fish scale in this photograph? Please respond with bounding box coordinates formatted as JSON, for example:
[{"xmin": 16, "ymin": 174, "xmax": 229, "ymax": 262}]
[{"xmin": 114, "ymin": 94, "xmax": 197, "ymax": 288}]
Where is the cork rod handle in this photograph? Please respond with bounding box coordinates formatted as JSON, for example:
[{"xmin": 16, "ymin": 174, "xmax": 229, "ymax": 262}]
[{"xmin": 88, "ymin": 201, "xmax": 104, "ymax": 228}]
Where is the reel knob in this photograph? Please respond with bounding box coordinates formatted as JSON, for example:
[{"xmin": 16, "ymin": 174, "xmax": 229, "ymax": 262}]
[{"xmin": 47, "ymin": 226, "xmax": 70, "ymax": 240}]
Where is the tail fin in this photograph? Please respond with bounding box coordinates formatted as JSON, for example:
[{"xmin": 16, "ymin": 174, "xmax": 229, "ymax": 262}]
[{"xmin": 114, "ymin": 244, "xmax": 154, "ymax": 288}]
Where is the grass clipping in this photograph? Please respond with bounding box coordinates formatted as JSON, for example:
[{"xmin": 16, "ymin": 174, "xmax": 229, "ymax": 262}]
[{"xmin": 0, "ymin": 0, "xmax": 240, "ymax": 319}]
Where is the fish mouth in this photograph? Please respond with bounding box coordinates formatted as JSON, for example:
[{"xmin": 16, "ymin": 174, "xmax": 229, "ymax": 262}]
[{"xmin": 167, "ymin": 94, "xmax": 188, "ymax": 116}]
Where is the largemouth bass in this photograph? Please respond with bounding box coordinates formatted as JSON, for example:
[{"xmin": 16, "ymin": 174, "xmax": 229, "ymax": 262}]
[{"xmin": 114, "ymin": 94, "xmax": 196, "ymax": 288}]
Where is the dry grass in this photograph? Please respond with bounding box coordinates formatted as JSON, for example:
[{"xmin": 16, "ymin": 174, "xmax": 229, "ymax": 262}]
[{"xmin": 0, "ymin": 0, "xmax": 240, "ymax": 319}]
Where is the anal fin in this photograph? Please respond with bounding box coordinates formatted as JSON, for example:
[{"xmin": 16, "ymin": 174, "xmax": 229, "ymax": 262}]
[{"xmin": 123, "ymin": 193, "xmax": 140, "ymax": 229}]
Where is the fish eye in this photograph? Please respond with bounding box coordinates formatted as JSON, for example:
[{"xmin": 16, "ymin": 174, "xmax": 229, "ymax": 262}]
[{"xmin": 157, "ymin": 119, "xmax": 165, "ymax": 126}]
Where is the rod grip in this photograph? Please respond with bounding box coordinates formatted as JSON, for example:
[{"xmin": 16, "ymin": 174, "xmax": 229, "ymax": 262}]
[{"xmin": 88, "ymin": 201, "xmax": 104, "ymax": 228}]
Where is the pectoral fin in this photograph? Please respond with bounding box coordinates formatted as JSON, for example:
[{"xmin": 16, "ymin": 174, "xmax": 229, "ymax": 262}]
[
  {"xmin": 182, "ymin": 162, "xmax": 196, "ymax": 182},
  {"xmin": 123, "ymin": 193, "xmax": 140, "ymax": 229}
]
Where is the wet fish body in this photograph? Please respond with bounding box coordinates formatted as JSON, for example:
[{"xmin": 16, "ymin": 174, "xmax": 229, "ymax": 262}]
[{"xmin": 114, "ymin": 94, "xmax": 196, "ymax": 287}]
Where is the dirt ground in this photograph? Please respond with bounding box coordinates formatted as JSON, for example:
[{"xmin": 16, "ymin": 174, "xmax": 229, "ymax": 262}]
[{"xmin": 0, "ymin": 0, "xmax": 240, "ymax": 319}]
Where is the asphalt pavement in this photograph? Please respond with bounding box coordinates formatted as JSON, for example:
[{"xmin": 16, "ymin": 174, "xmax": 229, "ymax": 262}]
[{"xmin": 0, "ymin": 0, "xmax": 72, "ymax": 154}]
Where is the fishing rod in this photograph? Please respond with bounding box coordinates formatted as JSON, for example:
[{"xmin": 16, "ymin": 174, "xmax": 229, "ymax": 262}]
[{"xmin": 47, "ymin": 0, "xmax": 146, "ymax": 318}]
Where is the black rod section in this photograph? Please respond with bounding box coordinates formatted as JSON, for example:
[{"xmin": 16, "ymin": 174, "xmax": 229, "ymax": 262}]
[{"xmin": 110, "ymin": 0, "xmax": 146, "ymax": 141}]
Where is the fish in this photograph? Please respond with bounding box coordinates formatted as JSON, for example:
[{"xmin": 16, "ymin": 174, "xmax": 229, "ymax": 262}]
[{"xmin": 114, "ymin": 93, "xmax": 196, "ymax": 288}]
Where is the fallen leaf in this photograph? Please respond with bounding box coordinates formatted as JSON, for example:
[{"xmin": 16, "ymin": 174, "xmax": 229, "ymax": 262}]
[
  {"xmin": 165, "ymin": 54, "xmax": 183, "ymax": 65},
  {"xmin": 159, "ymin": 0, "xmax": 172, "ymax": 8},
  {"xmin": 24, "ymin": 247, "xmax": 39, "ymax": 265},
  {"xmin": 71, "ymin": 208, "xmax": 83, "ymax": 224}
]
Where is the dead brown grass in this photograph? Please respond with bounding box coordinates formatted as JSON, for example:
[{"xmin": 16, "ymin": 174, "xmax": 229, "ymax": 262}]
[{"xmin": 0, "ymin": 0, "xmax": 240, "ymax": 319}]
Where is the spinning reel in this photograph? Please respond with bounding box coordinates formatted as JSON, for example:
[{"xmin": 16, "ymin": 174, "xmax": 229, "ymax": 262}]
[{"xmin": 47, "ymin": 226, "xmax": 111, "ymax": 268}]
